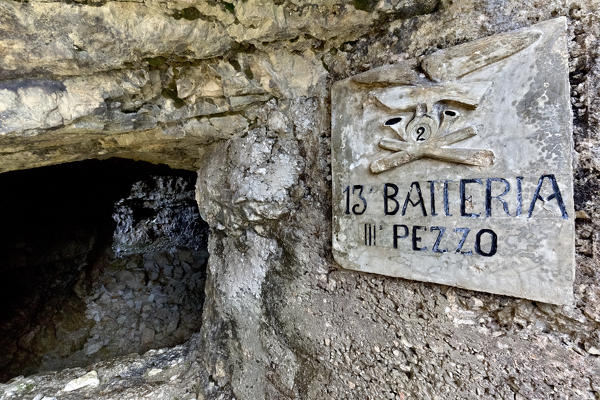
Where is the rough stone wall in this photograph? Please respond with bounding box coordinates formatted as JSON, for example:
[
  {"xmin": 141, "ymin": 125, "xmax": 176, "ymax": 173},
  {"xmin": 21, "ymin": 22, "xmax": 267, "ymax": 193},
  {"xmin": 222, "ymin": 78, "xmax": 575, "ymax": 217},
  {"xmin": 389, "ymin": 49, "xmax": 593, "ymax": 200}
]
[{"xmin": 1, "ymin": 0, "xmax": 600, "ymax": 399}]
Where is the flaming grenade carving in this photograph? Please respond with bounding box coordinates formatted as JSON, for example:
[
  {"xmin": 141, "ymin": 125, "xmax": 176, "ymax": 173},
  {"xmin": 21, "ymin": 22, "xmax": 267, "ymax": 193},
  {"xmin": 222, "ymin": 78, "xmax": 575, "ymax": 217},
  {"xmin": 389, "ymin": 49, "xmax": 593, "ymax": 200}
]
[
  {"xmin": 369, "ymin": 82, "xmax": 495, "ymax": 174},
  {"xmin": 361, "ymin": 29, "xmax": 542, "ymax": 174}
]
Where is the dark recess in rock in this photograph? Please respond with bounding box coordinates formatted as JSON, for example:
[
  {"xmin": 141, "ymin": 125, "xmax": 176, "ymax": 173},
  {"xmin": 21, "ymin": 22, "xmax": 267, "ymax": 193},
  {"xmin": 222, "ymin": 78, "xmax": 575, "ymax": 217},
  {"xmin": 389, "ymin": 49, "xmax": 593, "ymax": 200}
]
[{"xmin": 0, "ymin": 158, "xmax": 209, "ymax": 383}]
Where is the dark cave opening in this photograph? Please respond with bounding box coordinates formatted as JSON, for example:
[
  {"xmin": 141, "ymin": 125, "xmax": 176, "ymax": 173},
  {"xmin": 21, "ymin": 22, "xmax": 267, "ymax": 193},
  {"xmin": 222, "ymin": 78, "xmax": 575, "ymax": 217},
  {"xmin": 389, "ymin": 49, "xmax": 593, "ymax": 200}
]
[{"xmin": 0, "ymin": 158, "xmax": 209, "ymax": 382}]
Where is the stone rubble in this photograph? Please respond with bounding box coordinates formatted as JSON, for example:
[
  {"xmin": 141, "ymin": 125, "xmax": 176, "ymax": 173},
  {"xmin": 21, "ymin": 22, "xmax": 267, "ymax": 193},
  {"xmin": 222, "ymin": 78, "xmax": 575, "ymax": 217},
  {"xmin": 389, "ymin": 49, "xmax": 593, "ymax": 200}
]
[{"xmin": 0, "ymin": 165, "xmax": 209, "ymax": 387}]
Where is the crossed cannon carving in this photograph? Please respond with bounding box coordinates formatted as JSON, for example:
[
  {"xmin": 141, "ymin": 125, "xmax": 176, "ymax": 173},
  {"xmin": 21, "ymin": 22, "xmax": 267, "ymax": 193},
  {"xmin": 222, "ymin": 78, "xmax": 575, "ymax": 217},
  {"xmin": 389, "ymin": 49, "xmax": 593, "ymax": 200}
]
[
  {"xmin": 369, "ymin": 82, "xmax": 495, "ymax": 174},
  {"xmin": 357, "ymin": 28, "xmax": 542, "ymax": 174}
]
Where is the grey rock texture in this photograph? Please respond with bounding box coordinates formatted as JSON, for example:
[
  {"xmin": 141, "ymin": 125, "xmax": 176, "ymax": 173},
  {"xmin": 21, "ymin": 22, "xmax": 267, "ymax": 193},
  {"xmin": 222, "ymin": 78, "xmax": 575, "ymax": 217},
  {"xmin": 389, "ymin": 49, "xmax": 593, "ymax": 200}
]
[
  {"xmin": 112, "ymin": 175, "xmax": 208, "ymax": 255},
  {"xmin": 1, "ymin": 0, "xmax": 600, "ymax": 399}
]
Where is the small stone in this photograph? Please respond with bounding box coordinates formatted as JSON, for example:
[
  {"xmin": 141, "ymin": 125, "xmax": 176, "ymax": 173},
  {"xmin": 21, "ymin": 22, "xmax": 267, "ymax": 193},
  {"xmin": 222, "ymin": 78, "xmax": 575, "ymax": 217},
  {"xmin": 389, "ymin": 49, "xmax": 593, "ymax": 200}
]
[
  {"xmin": 587, "ymin": 346, "xmax": 600, "ymax": 355},
  {"xmin": 84, "ymin": 342, "xmax": 103, "ymax": 356},
  {"xmin": 63, "ymin": 371, "xmax": 99, "ymax": 392},
  {"xmin": 267, "ymin": 110, "xmax": 289, "ymax": 134},
  {"xmin": 330, "ymin": 18, "xmax": 575, "ymax": 306},
  {"xmin": 147, "ymin": 368, "xmax": 163, "ymax": 377},
  {"xmin": 470, "ymin": 297, "xmax": 484, "ymax": 309},
  {"xmin": 575, "ymin": 210, "xmax": 591, "ymax": 220},
  {"xmin": 141, "ymin": 327, "xmax": 155, "ymax": 345}
]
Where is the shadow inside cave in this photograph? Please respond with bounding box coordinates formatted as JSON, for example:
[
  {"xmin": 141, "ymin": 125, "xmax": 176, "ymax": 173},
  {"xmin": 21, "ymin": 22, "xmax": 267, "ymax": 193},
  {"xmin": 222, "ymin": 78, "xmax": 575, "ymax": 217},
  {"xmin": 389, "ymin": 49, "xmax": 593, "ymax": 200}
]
[{"xmin": 0, "ymin": 158, "xmax": 209, "ymax": 382}]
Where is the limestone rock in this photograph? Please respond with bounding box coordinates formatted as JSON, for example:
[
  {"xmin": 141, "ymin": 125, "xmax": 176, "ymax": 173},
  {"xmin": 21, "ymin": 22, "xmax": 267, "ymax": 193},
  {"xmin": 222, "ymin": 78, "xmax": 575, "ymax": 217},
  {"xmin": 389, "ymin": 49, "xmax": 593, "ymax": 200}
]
[
  {"xmin": 62, "ymin": 371, "xmax": 99, "ymax": 392},
  {"xmin": 331, "ymin": 18, "xmax": 575, "ymax": 305},
  {"xmin": 0, "ymin": 0, "xmax": 600, "ymax": 399},
  {"xmin": 0, "ymin": 2, "xmax": 232, "ymax": 78}
]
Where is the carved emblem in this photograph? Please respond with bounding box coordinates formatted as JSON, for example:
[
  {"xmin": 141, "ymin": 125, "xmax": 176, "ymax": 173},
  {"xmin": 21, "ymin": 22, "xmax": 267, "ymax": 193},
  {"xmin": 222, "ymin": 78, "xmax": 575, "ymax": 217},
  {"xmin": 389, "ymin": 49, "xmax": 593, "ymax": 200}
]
[
  {"xmin": 354, "ymin": 29, "xmax": 542, "ymax": 174},
  {"xmin": 369, "ymin": 82, "xmax": 494, "ymax": 173}
]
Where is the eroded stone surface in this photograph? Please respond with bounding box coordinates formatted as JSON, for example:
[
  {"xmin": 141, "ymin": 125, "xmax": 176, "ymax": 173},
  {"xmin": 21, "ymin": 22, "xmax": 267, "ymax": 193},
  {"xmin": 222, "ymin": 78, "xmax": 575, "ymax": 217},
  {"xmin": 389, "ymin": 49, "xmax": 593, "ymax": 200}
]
[
  {"xmin": 1, "ymin": 1, "xmax": 600, "ymax": 399},
  {"xmin": 332, "ymin": 18, "xmax": 575, "ymax": 304}
]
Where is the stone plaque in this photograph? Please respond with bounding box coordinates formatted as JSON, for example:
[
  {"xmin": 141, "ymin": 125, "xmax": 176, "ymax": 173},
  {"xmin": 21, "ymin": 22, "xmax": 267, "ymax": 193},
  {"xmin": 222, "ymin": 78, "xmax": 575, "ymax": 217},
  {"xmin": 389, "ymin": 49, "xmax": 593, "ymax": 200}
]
[{"xmin": 331, "ymin": 18, "xmax": 574, "ymax": 305}]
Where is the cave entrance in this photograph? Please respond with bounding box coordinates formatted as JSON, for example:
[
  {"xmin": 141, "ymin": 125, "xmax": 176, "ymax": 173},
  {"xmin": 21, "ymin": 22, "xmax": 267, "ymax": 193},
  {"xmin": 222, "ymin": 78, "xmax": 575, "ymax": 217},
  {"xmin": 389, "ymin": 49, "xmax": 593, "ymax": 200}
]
[{"xmin": 0, "ymin": 158, "xmax": 209, "ymax": 382}]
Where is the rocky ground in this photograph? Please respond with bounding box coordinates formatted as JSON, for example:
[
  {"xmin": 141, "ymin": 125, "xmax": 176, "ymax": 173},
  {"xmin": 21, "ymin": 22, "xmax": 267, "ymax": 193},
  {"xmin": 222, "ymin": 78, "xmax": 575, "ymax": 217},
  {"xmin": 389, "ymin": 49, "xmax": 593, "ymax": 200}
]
[{"xmin": 0, "ymin": 0, "xmax": 599, "ymax": 399}]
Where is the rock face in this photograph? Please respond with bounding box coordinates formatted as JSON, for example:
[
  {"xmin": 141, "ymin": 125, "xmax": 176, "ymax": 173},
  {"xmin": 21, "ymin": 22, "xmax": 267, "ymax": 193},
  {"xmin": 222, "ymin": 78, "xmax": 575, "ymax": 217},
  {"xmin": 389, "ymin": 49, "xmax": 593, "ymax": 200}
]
[
  {"xmin": 1, "ymin": 0, "xmax": 600, "ymax": 399},
  {"xmin": 0, "ymin": 160, "xmax": 208, "ymax": 385},
  {"xmin": 331, "ymin": 19, "xmax": 575, "ymax": 305}
]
